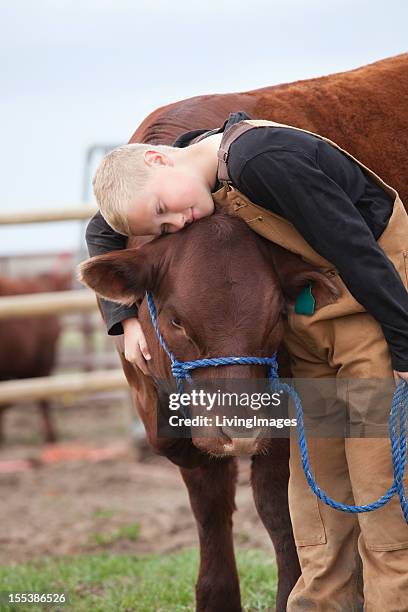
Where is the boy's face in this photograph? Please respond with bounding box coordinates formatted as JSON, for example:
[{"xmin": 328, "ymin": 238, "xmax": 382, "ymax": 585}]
[{"xmin": 127, "ymin": 158, "xmax": 216, "ymax": 237}]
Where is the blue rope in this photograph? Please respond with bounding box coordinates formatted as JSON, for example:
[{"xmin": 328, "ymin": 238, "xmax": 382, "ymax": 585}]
[
  {"xmin": 269, "ymin": 378, "xmax": 408, "ymax": 521},
  {"xmin": 146, "ymin": 290, "xmax": 408, "ymax": 522},
  {"xmin": 146, "ymin": 291, "xmax": 279, "ymax": 395}
]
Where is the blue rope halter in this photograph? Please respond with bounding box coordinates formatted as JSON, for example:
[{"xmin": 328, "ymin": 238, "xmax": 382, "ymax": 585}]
[
  {"xmin": 146, "ymin": 290, "xmax": 408, "ymax": 522},
  {"xmin": 146, "ymin": 291, "xmax": 279, "ymax": 394}
]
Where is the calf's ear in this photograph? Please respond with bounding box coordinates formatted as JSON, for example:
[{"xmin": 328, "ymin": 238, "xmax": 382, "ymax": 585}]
[
  {"xmin": 266, "ymin": 244, "xmax": 341, "ymax": 309},
  {"xmin": 77, "ymin": 247, "xmax": 158, "ymax": 306}
]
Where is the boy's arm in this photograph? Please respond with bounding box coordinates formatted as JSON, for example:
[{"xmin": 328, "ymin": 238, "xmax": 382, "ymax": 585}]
[
  {"xmin": 237, "ymin": 151, "xmax": 408, "ymax": 372},
  {"xmin": 85, "ymin": 211, "xmax": 139, "ymax": 335}
]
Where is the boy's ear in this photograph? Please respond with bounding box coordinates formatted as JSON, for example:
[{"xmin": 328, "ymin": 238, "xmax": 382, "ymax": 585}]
[
  {"xmin": 77, "ymin": 247, "xmax": 160, "ymax": 306},
  {"xmin": 264, "ymin": 243, "xmax": 341, "ymax": 309}
]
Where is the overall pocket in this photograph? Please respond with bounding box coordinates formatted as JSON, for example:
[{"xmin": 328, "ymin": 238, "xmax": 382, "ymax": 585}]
[{"xmin": 288, "ymin": 436, "xmax": 327, "ymax": 546}]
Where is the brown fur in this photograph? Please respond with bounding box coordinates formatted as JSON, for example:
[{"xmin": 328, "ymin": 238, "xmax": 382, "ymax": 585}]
[{"xmin": 0, "ymin": 270, "xmax": 72, "ymax": 443}]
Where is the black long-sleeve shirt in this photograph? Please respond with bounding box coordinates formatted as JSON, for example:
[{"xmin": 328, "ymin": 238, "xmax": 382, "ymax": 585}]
[{"xmin": 85, "ymin": 111, "xmax": 408, "ymax": 370}]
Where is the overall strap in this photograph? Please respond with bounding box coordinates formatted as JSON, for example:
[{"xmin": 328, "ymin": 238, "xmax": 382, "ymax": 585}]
[{"xmin": 217, "ymin": 122, "xmax": 256, "ymax": 182}]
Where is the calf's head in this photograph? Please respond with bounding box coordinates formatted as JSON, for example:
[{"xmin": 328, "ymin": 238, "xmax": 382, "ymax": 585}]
[{"xmin": 78, "ymin": 211, "xmax": 339, "ymax": 456}]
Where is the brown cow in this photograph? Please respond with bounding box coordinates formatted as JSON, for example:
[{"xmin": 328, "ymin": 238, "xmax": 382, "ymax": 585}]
[
  {"xmin": 0, "ymin": 266, "xmax": 72, "ymax": 443},
  {"xmin": 81, "ymin": 53, "xmax": 405, "ymax": 609},
  {"xmin": 131, "ymin": 53, "xmax": 408, "ymax": 208},
  {"xmin": 79, "ymin": 212, "xmax": 339, "ymax": 611}
]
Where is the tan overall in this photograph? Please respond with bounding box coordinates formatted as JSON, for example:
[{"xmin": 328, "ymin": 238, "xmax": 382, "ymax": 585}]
[{"xmin": 211, "ymin": 119, "xmax": 408, "ymax": 611}]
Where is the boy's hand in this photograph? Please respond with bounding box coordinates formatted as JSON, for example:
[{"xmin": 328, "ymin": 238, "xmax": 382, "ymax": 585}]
[{"xmin": 122, "ymin": 317, "xmax": 151, "ymax": 375}]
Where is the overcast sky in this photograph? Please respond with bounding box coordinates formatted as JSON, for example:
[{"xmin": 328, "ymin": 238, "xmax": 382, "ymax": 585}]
[{"xmin": 1, "ymin": 0, "xmax": 407, "ymax": 255}]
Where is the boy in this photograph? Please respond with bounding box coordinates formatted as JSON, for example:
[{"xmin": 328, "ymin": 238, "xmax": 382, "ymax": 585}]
[
  {"xmin": 87, "ymin": 111, "xmax": 408, "ymax": 379},
  {"xmin": 86, "ymin": 111, "xmax": 408, "ymax": 609}
]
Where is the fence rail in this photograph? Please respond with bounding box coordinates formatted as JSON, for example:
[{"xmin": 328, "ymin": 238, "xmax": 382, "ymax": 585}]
[
  {"xmin": 0, "ymin": 370, "xmax": 128, "ymax": 404},
  {"xmin": 0, "ymin": 290, "xmax": 97, "ymax": 319},
  {"xmin": 0, "ymin": 205, "xmax": 98, "ymax": 225},
  {"xmin": 0, "ymin": 205, "xmax": 127, "ymax": 410}
]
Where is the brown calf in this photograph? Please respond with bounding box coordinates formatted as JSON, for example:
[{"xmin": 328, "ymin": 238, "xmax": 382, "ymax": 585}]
[{"xmin": 79, "ymin": 211, "xmax": 338, "ymax": 611}]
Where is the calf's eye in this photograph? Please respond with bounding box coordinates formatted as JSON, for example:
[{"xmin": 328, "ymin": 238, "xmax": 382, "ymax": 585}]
[{"xmin": 171, "ymin": 318, "xmax": 183, "ymax": 329}]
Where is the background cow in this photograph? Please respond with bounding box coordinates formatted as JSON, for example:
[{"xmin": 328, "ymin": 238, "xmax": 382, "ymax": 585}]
[{"xmin": 0, "ymin": 266, "xmax": 72, "ymax": 444}]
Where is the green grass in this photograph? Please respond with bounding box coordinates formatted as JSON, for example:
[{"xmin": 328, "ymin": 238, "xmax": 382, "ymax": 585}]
[
  {"xmin": 91, "ymin": 522, "xmax": 141, "ymax": 547},
  {"xmin": 0, "ymin": 548, "xmax": 277, "ymax": 611},
  {"xmin": 92, "ymin": 508, "xmax": 116, "ymax": 521}
]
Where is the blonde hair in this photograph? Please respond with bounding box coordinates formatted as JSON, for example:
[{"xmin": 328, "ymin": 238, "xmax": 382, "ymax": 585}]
[{"xmin": 92, "ymin": 142, "xmax": 177, "ymax": 236}]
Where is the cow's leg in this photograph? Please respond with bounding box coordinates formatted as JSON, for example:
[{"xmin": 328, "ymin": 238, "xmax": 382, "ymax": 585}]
[
  {"xmin": 39, "ymin": 400, "xmax": 57, "ymax": 443},
  {"xmin": 180, "ymin": 457, "xmax": 241, "ymax": 612},
  {"xmin": 251, "ymin": 441, "xmax": 300, "ymax": 612}
]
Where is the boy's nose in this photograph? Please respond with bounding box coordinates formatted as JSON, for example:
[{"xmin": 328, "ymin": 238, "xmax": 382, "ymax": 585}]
[
  {"xmin": 175, "ymin": 213, "xmax": 187, "ymax": 228},
  {"xmin": 166, "ymin": 211, "xmax": 192, "ymax": 233}
]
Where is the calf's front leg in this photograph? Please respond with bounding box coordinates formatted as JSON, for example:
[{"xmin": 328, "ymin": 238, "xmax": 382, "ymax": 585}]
[
  {"xmin": 180, "ymin": 457, "xmax": 241, "ymax": 612},
  {"xmin": 251, "ymin": 442, "xmax": 300, "ymax": 612}
]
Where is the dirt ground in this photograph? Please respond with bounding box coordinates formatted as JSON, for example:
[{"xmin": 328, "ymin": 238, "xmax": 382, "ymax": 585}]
[{"xmin": 0, "ymin": 395, "xmax": 276, "ymax": 565}]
